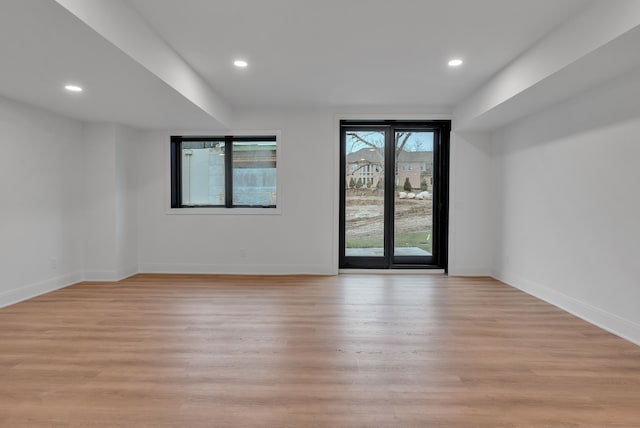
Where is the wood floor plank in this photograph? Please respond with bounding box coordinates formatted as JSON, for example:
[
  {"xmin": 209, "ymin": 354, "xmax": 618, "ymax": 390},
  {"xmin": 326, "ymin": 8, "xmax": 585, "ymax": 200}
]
[{"xmin": 1, "ymin": 274, "xmax": 639, "ymax": 427}]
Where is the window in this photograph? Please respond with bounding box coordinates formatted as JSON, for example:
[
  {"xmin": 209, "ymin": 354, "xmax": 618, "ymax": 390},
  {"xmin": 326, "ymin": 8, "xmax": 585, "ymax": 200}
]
[{"xmin": 171, "ymin": 135, "xmax": 277, "ymax": 208}]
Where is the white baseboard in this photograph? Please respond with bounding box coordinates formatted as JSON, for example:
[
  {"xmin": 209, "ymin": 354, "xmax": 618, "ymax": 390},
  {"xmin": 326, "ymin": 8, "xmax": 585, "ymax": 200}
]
[
  {"xmin": 138, "ymin": 262, "xmax": 335, "ymax": 275},
  {"xmin": 117, "ymin": 264, "xmax": 139, "ymax": 280},
  {"xmin": 493, "ymin": 269, "xmax": 640, "ymax": 346},
  {"xmin": 448, "ymin": 266, "xmax": 492, "ymax": 276},
  {"xmin": 83, "ymin": 265, "xmax": 138, "ymax": 282},
  {"xmin": 0, "ymin": 271, "xmax": 83, "ymax": 308}
]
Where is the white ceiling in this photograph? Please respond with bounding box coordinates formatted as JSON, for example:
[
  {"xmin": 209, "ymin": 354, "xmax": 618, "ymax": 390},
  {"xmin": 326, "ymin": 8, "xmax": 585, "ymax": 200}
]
[
  {"xmin": 0, "ymin": 0, "xmax": 593, "ymax": 128},
  {"xmin": 129, "ymin": 0, "xmax": 590, "ymax": 108},
  {"xmin": 0, "ymin": 0, "xmax": 219, "ymax": 129}
]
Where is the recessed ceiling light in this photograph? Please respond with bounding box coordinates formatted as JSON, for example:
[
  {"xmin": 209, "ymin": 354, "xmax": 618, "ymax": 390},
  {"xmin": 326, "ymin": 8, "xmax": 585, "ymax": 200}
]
[
  {"xmin": 233, "ymin": 60, "xmax": 248, "ymax": 68},
  {"xmin": 64, "ymin": 84, "xmax": 83, "ymax": 92},
  {"xmin": 448, "ymin": 59, "xmax": 463, "ymax": 67}
]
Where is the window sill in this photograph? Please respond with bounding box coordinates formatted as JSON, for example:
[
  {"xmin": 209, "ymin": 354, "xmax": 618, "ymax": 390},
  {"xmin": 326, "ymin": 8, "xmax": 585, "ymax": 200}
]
[{"xmin": 166, "ymin": 207, "xmax": 281, "ymax": 215}]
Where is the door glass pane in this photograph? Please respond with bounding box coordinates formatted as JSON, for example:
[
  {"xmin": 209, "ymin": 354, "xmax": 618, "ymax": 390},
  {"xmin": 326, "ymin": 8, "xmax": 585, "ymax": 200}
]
[
  {"xmin": 394, "ymin": 131, "xmax": 433, "ymax": 256},
  {"xmin": 344, "ymin": 130, "xmax": 385, "ymax": 257}
]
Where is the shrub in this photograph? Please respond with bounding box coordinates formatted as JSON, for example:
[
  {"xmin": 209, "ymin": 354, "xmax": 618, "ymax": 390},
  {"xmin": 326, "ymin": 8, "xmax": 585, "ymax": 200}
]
[
  {"xmin": 420, "ymin": 178, "xmax": 428, "ymax": 191},
  {"xmin": 356, "ymin": 177, "xmax": 363, "ymax": 188},
  {"xmin": 403, "ymin": 177, "xmax": 413, "ymax": 191},
  {"xmin": 349, "ymin": 177, "xmax": 356, "ymax": 188}
]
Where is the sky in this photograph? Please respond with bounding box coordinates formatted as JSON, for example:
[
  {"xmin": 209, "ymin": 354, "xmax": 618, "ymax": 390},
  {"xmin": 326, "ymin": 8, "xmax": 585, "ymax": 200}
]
[{"xmin": 346, "ymin": 131, "xmax": 434, "ymax": 153}]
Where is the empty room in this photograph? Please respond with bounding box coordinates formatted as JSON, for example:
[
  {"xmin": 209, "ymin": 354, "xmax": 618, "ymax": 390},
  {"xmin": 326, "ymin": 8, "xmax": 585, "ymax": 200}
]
[{"xmin": 1, "ymin": 0, "xmax": 640, "ymax": 426}]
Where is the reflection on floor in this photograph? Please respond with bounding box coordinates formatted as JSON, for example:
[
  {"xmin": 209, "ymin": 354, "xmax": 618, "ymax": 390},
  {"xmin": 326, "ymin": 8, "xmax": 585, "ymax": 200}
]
[{"xmin": 346, "ymin": 247, "xmax": 431, "ymax": 257}]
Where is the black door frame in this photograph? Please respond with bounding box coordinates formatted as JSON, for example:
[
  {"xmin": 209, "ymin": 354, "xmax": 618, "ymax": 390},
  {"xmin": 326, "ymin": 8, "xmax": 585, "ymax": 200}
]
[{"xmin": 339, "ymin": 120, "xmax": 450, "ymax": 270}]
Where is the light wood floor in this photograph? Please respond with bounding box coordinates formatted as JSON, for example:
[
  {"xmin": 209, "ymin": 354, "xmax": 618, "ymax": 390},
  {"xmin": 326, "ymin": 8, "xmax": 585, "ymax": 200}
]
[{"xmin": 1, "ymin": 274, "xmax": 639, "ymax": 427}]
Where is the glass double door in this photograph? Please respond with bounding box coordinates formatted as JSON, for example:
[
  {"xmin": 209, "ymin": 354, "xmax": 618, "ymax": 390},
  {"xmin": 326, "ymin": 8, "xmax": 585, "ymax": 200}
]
[{"xmin": 339, "ymin": 121, "xmax": 449, "ymax": 269}]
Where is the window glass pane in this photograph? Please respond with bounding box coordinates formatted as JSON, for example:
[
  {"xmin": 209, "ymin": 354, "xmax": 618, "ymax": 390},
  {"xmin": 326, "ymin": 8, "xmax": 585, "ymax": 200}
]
[
  {"xmin": 232, "ymin": 141, "xmax": 277, "ymax": 206},
  {"xmin": 181, "ymin": 141, "xmax": 225, "ymax": 206}
]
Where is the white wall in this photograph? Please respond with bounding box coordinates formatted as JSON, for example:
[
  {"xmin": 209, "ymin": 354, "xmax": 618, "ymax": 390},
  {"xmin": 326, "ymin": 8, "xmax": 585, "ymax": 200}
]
[
  {"xmin": 83, "ymin": 123, "xmax": 117, "ymax": 277},
  {"xmin": 137, "ymin": 108, "xmax": 338, "ymax": 274},
  {"xmin": 0, "ymin": 93, "xmax": 479, "ymax": 307},
  {"xmin": 448, "ymin": 131, "xmax": 493, "ymax": 275},
  {"xmin": 0, "ymin": 96, "xmax": 85, "ymax": 306},
  {"xmin": 491, "ymin": 67, "xmax": 640, "ymax": 344},
  {"xmin": 114, "ymin": 125, "xmax": 139, "ymax": 276},
  {"xmin": 0, "ymin": 96, "xmax": 140, "ymax": 306},
  {"xmin": 137, "ymin": 107, "xmax": 484, "ymax": 275},
  {"xmin": 136, "ymin": 107, "xmax": 481, "ymax": 275},
  {"xmin": 84, "ymin": 123, "xmax": 139, "ymax": 280}
]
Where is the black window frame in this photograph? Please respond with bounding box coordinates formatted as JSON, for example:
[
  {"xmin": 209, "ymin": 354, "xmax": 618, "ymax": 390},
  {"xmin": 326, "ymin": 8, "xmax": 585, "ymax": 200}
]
[{"xmin": 170, "ymin": 135, "xmax": 277, "ymax": 209}]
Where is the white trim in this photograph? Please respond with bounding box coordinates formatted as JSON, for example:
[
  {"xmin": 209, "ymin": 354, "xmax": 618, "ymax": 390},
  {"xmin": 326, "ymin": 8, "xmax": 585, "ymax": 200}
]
[
  {"xmin": 83, "ymin": 265, "xmax": 138, "ymax": 282},
  {"xmin": 448, "ymin": 267, "xmax": 492, "ymax": 276},
  {"xmin": 332, "ymin": 112, "xmax": 454, "ymax": 273},
  {"xmin": 0, "ymin": 272, "xmax": 83, "ymax": 308},
  {"xmin": 82, "ymin": 271, "xmax": 121, "ymax": 281},
  {"xmin": 117, "ymin": 264, "xmax": 139, "ymax": 280},
  {"xmin": 336, "ymin": 113, "xmax": 452, "ymax": 121},
  {"xmin": 165, "ymin": 207, "xmax": 281, "ymax": 215},
  {"xmin": 164, "ymin": 130, "xmax": 283, "ymax": 215},
  {"xmin": 139, "ymin": 262, "xmax": 335, "ymax": 275},
  {"xmin": 331, "ymin": 115, "xmax": 341, "ymax": 274},
  {"xmin": 494, "ymin": 269, "xmax": 640, "ymax": 346},
  {"xmin": 447, "ymin": 131, "xmax": 458, "ymax": 275}
]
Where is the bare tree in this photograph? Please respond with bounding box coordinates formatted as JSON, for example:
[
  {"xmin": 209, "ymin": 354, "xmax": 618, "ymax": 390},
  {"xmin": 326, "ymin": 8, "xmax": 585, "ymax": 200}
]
[
  {"xmin": 410, "ymin": 136, "xmax": 426, "ymax": 152},
  {"xmin": 346, "ymin": 131, "xmax": 413, "ymax": 185}
]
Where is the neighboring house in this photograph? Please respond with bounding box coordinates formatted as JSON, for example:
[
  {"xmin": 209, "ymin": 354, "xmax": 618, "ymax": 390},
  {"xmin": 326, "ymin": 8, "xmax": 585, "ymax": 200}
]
[
  {"xmin": 346, "ymin": 148, "xmax": 433, "ymax": 191},
  {"xmin": 396, "ymin": 150, "xmax": 433, "ymax": 191},
  {"xmin": 346, "ymin": 148, "xmax": 384, "ymax": 188}
]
